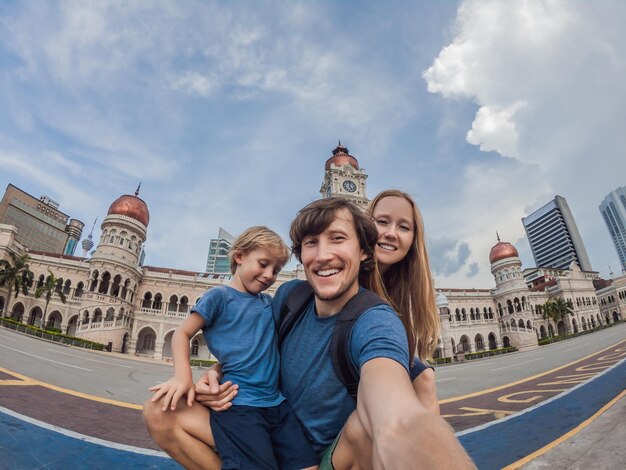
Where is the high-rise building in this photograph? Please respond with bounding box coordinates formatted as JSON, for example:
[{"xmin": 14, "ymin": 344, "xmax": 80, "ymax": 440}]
[
  {"xmin": 320, "ymin": 142, "xmax": 369, "ymax": 208},
  {"xmin": 0, "ymin": 184, "xmax": 84, "ymax": 255},
  {"xmin": 599, "ymin": 185, "xmax": 626, "ymax": 272},
  {"xmin": 522, "ymin": 195, "xmax": 592, "ymax": 271},
  {"xmin": 205, "ymin": 227, "xmax": 235, "ymax": 274}
]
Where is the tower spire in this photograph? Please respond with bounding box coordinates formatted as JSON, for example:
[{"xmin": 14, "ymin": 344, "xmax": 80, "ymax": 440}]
[
  {"xmin": 135, "ymin": 182, "xmax": 141, "ymax": 197},
  {"xmin": 496, "ymin": 231, "xmax": 501, "ymax": 242}
]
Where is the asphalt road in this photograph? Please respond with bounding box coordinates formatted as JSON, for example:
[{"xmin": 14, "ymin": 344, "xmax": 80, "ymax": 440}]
[{"xmin": 1, "ymin": 322, "xmax": 624, "ymax": 404}]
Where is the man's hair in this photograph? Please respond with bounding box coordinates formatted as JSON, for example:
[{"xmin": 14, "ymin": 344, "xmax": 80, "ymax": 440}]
[
  {"xmin": 229, "ymin": 226, "xmax": 290, "ymax": 275},
  {"xmin": 289, "ymin": 197, "xmax": 378, "ymax": 278}
]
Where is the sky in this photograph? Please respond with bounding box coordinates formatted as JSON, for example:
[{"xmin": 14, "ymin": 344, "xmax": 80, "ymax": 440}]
[{"xmin": 1, "ymin": 0, "xmax": 625, "ymax": 289}]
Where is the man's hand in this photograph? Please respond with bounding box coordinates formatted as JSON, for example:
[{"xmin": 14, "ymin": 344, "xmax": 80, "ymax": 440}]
[
  {"xmin": 194, "ymin": 367, "xmax": 238, "ymax": 411},
  {"xmin": 149, "ymin": 375, "xmax": 195, "ymax": 411}
]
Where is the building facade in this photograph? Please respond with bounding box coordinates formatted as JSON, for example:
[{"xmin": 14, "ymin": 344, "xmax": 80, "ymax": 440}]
[
  {"xmin": 0, "ymin": 184, "xmax": 84, "ymax": 256},
  {"xmin": 205, "ymin": 227, "xmax": 235, "ymax": 274},
  {"xmin": 522, "ymin": 195, "xmax": 592, "ymax": 271},
  {"xmin": 599, "ymin": 185, "xmax": 626, "ymax": 272},
  {"xmin": 0, "ymin": 146, "xmax": 620, "ymax": 361}
]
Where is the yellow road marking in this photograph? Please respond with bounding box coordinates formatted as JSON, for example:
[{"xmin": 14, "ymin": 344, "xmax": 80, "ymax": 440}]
[
  {"xmin": 0, "ymin": 366, "xmax": 142, "ymax": 410},
  {"xmin": 503, "ymin": 388, "xmax": 626, "ymax": 469},
  {"xmin": 442, "ymin": 406, "xmax": 515, "ymax": 419},
  {"xmin": 0, "ymin": 380, "xmax": 37, "ymax": 386},
  {"xmin": 439, "ymin": 339, "xmax": 625, "ymax": 404},
  {"xmin": 497, "ymin": 389, "xmax": 566, "ymax": 404}
]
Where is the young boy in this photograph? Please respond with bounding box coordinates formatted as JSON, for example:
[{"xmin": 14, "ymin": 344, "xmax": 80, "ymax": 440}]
[{"xmin": 149, "ymin": 226, "xmax": 318, "ymax": 470}]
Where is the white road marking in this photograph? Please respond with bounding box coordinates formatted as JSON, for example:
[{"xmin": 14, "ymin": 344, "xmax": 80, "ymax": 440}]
[
  {"xmin": 491, "ymin": 357, "xmax": 543, "ymax": 372},
  {"xmin": 562, "ymin": 342, "xmax": 592, "ymax": 353},
  {"xmin": 47, "ymin": 349, "xmax": 133, "ymax": 368},
  {"xmin": 0, "ymin": 405, "xmax": 169, "ymax": 457},
  {"xmin": 0, "ymin": 344, "xmax": 92, "ymax": 371},
  {"xmin": 435, "ymin": 377, "xmax": 457, "ymax": 383}
]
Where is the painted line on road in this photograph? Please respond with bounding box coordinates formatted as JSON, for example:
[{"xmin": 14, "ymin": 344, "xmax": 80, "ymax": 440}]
[
  {"xmin": 502, "ymin": 387, "xmax": 626, "ymax": 469},
  {"xmin": 0, "ymin": 343, "xmax": 92, "ymax": 371},
  {"xmin": 491, "ymin": 358, "xmax": 542, "ymax": 372},
  {"xmin": 435, "ymin": 377, "xmax": 457, "ymax": 383},
  {"xmin": 561, "ymin": 342, "xmax": 591, "ymax": 353},
  {"xmin": 440, "ymin": 339, "xmax": 625, "ymax": 404},
  {"xmin": 0, "ymin": 405, "xmax": 169, "ymax": 457},
  {"xmin": 0, "ymin": 367, "xmax": 143, "ymax": 410},
  {"xmin": 48, "ymin": 349, "xmax": 133, "ymax": 368}
]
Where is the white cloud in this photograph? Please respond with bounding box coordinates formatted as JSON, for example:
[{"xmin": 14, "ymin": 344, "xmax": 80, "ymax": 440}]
[{"xmin": 466, "ymin": 102, "xmax": 526, "ymax": 158}]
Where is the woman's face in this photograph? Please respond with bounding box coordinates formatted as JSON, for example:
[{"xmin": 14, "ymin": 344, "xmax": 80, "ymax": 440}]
[{"xmin": 372, "ymin": 195, "xmax": 415, "ymax": 272}]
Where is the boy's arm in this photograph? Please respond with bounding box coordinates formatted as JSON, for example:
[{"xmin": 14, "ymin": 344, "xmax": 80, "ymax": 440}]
[
  {"xmin": 357, "ymin": 358, "xmax": 475, "ymax": 469},
  {"xmin": 149, "ymin": 313, "xmax": 206, "ymax": 411}
]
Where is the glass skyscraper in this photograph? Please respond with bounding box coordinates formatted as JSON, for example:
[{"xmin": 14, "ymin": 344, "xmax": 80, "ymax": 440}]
[
  {"xmin": 205, "ymin": 227, "xmax": 235, "ymax": 274},
  {"xmin": 522, "ymin": 195, "xmax": 592, "ymax": 271},
  {"xmin": 599, "ymin": 186, "xmax": 626, "ymax": 272}
]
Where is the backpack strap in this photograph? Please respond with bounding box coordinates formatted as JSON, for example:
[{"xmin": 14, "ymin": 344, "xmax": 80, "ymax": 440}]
[
  {"xmin": 330, "ymin": 290, "xmax": 386, "ymax": 401},
  {"xmin": 278, "ymin": 281, "xmax": 314, "ymax": 347}
]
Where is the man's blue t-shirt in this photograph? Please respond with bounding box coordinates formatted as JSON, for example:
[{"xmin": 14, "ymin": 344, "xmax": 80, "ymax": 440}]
[
  {"xmin": 192, "ymin": 286, "xmax": 284, "ymax": 407},
  {"xmin": 273, "ymin": 280, "xmax": 409, "ymax": 453}
]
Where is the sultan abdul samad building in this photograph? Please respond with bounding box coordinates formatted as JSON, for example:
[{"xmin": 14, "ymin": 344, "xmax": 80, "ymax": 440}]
[{"xmin": 0, "ymin": 143, "xmax": 624, "ymax": 360}]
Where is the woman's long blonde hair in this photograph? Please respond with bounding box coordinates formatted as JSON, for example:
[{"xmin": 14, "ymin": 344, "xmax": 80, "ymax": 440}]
[{"xmin": 365, "ymin": 190, "xmax": 439, "ymax": 361}]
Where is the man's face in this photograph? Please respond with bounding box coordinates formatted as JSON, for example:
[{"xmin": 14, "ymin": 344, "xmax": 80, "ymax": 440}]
[{"xmin": 300, "ymin": 208, "xmax": 367, "ymax": 316}]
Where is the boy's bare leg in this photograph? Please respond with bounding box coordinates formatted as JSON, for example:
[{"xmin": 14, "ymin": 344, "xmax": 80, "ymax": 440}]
[{"xmin": 143, "ymin": 397, "xmax": 220, "ymax": 470}]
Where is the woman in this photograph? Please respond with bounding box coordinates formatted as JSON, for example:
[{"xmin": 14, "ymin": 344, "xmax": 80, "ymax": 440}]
[{"xmin": 365, "ymin": 189, "xmax": 440, "ymax": 414}]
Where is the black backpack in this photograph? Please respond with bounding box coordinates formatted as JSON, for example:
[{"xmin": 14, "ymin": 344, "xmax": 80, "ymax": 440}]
[{"xmin": 277, "ymin": 282, "xmax": 386, "ymax": 400}]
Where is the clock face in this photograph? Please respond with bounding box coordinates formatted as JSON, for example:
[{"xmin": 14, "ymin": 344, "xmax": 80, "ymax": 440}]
[{"xmin": 342, "ymin": 180, "xmax": 357, "ymax": 193}]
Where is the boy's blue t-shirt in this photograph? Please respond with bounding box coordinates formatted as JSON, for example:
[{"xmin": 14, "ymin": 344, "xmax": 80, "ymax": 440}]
[
  {"xmin": 273, "ymin": 280, "xmax": 409, "ymax": 453},
  {"xmin": 192, "ymin": 286, "xmax": 284, "ymax": 407}
]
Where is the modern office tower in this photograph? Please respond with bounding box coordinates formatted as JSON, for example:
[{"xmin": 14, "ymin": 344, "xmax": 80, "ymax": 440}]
[
  {"xmin": 205, "ymin": 227, "xmax": 235, "ymax": 274},
  {"xmin": 522, "ymin": 195, "xmax": 592, "ymax": 271},
  {"xmin": 599, "ymin": 186, "xmax": 626, "ymax": 272},
  {"xmin": 0, "ymin": 184, "xmax": 84, "ymax": 255}
]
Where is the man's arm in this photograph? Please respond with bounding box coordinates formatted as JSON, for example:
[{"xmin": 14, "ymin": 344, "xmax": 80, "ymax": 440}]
[{"xmin": 357, "ymin": 358, "xmax": 475, "ymax": 469}]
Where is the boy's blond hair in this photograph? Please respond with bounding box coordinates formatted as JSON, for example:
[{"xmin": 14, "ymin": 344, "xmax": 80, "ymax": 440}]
[{"xmin": 229, "ymin": 226, "xmax": 290, "ymax": 275}]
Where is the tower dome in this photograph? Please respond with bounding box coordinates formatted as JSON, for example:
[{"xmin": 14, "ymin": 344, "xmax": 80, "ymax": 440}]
[
  {"xmin": 489, "ymin": 234, "xmax": 519, "ymax": 264},
  {"xmin": 107, "ymin": 185, "xmax": 150, "ymax": 227},
  {"xmin": 324, "ymin": 141, "xmax": 359, "ymax": 171}
]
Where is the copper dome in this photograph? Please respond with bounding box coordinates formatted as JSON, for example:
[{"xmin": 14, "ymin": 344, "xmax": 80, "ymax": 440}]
[
  {"xmin": 108, "ymin": 194, "xmax": 150, "ymax": 227},
  {"xmin": 324, "ymin": 143, "xmax": 359, "ymax": 171},
  {"xmin": 489, "ymin": 240, "xmax": 519, "ymax": 264}
]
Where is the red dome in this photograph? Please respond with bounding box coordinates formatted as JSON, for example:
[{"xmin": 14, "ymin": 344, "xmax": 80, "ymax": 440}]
[
  {"xmin": 489, "ymin": 241, "xmax": 519, "ymax": 264},
  {"xmin": 108, "ymin": 194, "xmax": 150, "ymax": 227},
  {"xmin": 325, "ymin": 143, "xmax": 359, "ymax": 171}
]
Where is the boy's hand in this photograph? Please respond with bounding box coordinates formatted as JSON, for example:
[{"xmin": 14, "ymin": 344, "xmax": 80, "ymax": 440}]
[
  {"xmin": 149, "ymin": 376, "xmax": 195, "ymax": 411},
  {"xmin": 195, "ymin": 369, "xmax": 238, "ymax": 412}
]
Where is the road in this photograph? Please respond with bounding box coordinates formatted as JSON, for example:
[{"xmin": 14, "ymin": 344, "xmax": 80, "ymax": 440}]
[{"xmin": 0, "ymin": 322, "xmax": 624, "ymax": 404}]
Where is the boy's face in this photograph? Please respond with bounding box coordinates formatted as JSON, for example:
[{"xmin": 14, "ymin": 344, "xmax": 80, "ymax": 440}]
[
  {"xmin": 300, "ymin": 208, "xmax": 367, "ymax": 315},
  {"xmin": 230, "ymin": 246, "xmax": 285, "ymax": 295}
]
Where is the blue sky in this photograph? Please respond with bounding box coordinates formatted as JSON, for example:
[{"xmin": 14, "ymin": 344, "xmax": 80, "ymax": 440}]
[{"xmin": 1, "ymin": 0, "xmax": 625, "ymax": 288}]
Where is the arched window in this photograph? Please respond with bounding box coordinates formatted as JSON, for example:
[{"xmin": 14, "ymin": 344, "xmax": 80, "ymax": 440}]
[
  {"xmin": 98, "ymin": 272, "xmax": 111, "ymax": 294},
  {"xmin": 168, "ymin": 295, "xmax": 178, "ymax": 312},
  {"xmin": 191, "ymin": 339, "xmax": 200, "ymax": 357},
  {"xmin": 153, "ymin": 293, "xmax": 163, "ymax": 310},
  {"xmin": 63, "ymin": 279, "xmax": 72, "ymax": 295},
  {"xmin": 142, "ymin": 292, "xmax": 153, "ymax": 309},
  {"xmin": 475, "ymin": 334, "xmax": 484, "ymax": 351},
  {"xmin": 179, "ymin": 296, "xmax": 189, "ymax": 313},
  {"xmin": 89, "ymin": 271, "xmax": 99, "ymax": 292}
]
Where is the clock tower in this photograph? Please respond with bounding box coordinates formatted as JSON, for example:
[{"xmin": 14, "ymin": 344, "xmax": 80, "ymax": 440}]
[{"xmin": 320, "ymin": 142, "xmax": 369, "ymax": 208}]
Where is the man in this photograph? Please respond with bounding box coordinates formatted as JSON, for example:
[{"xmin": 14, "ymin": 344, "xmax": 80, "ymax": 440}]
[{"xmin": 144, "ymin": 197, "xmax": 474, "ymax": 469}]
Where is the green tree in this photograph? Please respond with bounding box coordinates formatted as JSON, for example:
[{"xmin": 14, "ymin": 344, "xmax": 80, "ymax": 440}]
[
  {"xmin": 35, "ymin": 270, "xmax": 67, "ymax": 330},
  {"xmin": 543, "ymin": 297, "xmax": 574, "ymax": 336},
  {"xmin": 0, "ymin": 251, "xmax": 34, "ymax": 318}
]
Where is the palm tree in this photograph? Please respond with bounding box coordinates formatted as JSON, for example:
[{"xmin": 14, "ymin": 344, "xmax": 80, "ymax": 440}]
[
  {"xmin": 0, "ymin": 252, "xmax": 34, "ymax": 318},
  {"xmin": 542, "ymin": 297, "xmax": 574, "ymax": 337},
  {"xmin": 35, "ymin": 270, "xmax": 67, "ymax": 330}
]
